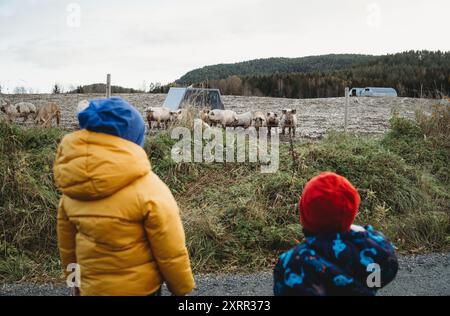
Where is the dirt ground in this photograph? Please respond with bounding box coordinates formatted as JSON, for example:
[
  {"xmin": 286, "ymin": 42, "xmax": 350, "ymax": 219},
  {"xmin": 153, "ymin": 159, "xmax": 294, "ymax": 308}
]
[{"xmin": 1, "ymin": 93, "xmax": 440, "ymax": 138}]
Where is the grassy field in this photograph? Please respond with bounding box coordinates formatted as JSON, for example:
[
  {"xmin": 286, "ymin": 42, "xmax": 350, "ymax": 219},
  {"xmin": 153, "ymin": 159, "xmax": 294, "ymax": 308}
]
[{"xmin": 0, "ymin": 105, "xmax": 449, "ymax": 282}]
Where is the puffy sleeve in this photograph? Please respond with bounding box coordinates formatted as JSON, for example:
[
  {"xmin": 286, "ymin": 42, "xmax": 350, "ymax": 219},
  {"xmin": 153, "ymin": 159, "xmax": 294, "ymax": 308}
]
[
  {"xmin": 143, "ymin": 173, "xmax": 195, "ymax": 296},
  {"xmin": 56, "ymin": 198, "xmax": 78, "ymax": 276}
]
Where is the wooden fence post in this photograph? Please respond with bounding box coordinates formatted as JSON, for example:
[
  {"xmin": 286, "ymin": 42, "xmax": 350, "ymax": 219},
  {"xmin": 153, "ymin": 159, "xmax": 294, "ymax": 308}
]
[
  {"xmin": 345, "ymin": 87, "xmax": 349, "ymax": 132},
  {"xmin": 106, "ymin": 74, "xmax": 111, "ymax": 98}
]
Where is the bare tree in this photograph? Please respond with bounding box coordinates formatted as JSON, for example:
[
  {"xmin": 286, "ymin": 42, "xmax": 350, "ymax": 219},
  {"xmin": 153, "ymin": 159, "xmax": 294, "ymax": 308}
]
[
  {"xmin": 14, "ymin": 86, "xmax": 27, "ymax": 94},
  {"xmin": 67, "ymin": 84, "xmax": 76, "ymax": 93}
]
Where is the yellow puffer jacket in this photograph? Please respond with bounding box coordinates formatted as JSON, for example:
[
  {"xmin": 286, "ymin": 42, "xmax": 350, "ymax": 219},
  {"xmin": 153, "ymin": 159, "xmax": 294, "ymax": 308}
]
[{"xmin": 53, "ymin": 129, "xmax": 195, "ymax": 296}]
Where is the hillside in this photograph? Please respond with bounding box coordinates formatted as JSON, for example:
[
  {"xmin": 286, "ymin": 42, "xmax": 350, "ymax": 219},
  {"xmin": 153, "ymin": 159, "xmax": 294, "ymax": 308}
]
[
  {"xmin": 175, "ymin": 51, "xmax": 450, "ymax": 98},
  {"xmin": 176, "ymin": 54, "xmax": 376, "ymax": 84}
]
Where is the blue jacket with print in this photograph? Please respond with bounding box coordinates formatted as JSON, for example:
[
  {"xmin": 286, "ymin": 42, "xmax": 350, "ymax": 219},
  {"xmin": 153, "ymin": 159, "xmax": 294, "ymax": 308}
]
[{"xmin": 274, "ymin": 225, "xmax": 398, "ymax": 296}]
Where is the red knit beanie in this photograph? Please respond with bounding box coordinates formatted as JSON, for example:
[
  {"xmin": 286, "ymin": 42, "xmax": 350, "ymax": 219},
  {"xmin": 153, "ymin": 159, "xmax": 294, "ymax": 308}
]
[{"xmin": 299, "ymin": 172, "xmax": 360, "ymax": 234}]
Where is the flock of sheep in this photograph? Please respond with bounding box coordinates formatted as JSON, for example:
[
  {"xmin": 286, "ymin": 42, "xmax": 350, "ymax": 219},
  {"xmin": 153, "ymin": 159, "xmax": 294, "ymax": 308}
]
[
  {"xmin": 0, "ymin": 98, "xmax": 61, "ymax": 127},
  {"xmin": 1, "ymin": 97, "xmax": 299, "ymax": 138},
  {"xmin": 146, "ymin": 107, "xmax": 298, "ymax": 137}
]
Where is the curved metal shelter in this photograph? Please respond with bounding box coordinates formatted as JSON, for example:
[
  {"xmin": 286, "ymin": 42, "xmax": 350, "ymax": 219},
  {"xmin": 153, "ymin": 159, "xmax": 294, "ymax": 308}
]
[{"xmin": 163, "ymin": 87, "xmax": 225, "ymax": 110}]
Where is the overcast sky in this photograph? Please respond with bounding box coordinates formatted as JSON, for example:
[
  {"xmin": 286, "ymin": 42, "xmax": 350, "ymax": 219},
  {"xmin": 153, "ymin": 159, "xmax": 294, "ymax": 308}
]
[{"xmin": 0, "ymin": 0, "xmax": 448, "ymax": 93}]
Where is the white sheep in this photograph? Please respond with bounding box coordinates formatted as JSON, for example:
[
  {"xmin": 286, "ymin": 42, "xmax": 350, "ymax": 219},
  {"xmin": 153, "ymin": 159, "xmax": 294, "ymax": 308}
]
[
  {"xmin": 0, "ymin": 99, "xmax": 37, "ymax": 123},
  {"xmin": 208, "ymin": 109, "xmax": 238, "ymax": 128},
  {"xmin": 266, "ymin": 112, "xmax": 280, "ymax": 136},
  {"xmin": 234, "ymin": 112, "xmax": 253, "ymax": 128},
  {"xmin": 251, "ymin": 111, "xmax": 267, "ymax": 131},
  {"xmin": 281, "ymin": 109, "xmax": 298, "ymax": 137},
  {"xmin": 146, "ymin": 107, "xmax": 172, "ymax": 129}
]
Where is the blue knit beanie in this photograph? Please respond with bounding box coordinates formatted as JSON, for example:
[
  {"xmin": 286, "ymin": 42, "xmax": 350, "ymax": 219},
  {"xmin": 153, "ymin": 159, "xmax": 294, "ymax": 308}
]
[{"xmin": 78, "ymin": 97, "xmax": 145, "ymax": 147}]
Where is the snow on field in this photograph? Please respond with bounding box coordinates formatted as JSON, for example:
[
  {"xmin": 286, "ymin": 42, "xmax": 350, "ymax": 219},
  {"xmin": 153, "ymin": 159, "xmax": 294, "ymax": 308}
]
[{"xmin": 2, "ymin": 94, "xmax": 438, "ymax": 138}]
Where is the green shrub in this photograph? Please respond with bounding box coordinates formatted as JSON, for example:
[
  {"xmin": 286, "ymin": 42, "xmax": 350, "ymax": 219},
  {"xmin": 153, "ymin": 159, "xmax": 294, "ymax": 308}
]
[
  {"xmin": 0, "ymin": 122, "xmax": 63, "ymax": 282},
  {"xmin": 392, "ymin": 211, "xmax": 450, "ymax": 251},
  {"xmin": 382, "ymin": 105, "xmax": 450, "ymax": 185}
]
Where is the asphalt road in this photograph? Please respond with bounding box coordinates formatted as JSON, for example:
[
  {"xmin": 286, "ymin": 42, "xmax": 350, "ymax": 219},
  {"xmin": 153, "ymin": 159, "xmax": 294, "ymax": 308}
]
[{"xmin": 1, "ymin": 253, "xmax": 449, "ymax": 296}]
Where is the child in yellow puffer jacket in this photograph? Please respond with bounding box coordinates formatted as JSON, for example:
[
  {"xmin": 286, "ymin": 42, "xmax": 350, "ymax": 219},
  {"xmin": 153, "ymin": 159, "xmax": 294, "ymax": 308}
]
[{"xmin": 53, "ymin": 97, "xmax": 195, "ymax": 296}]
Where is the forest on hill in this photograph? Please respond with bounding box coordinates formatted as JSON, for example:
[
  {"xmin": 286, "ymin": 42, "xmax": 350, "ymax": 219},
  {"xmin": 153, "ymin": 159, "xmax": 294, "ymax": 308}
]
[
  {"xmin": 176, "ymin": 54, "xmax": 376, "ymax": 85},
  {"xmin": 168, "ymin": 51, "xmax": 450, "ymax": 99}
]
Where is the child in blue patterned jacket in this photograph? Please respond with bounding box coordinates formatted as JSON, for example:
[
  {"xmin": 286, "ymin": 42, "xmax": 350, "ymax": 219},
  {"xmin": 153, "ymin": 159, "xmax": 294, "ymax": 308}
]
[{"xmin": 274, "ymin": 172, "xmax": 398, "ymax": 296}]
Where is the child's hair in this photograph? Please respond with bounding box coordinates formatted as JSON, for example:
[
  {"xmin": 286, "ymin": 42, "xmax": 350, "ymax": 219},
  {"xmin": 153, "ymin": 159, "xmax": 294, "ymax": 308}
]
[
  {"xmin": 299, "ymin": 172, "xmax": 360, "ymax": 235},
  {"xmin": 76, "ymin": 100, "xmax": 89, "ymax": 115}
]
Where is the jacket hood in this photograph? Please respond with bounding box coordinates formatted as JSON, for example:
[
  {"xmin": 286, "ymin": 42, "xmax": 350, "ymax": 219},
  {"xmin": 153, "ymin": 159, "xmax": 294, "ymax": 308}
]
[
  {"xmin": 54, "ymin": 129, "xmax": 151, "ymax": 201},
  {"xmin": 274, "ymin": 225, "xmax": 398, "ymax": 296}
]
